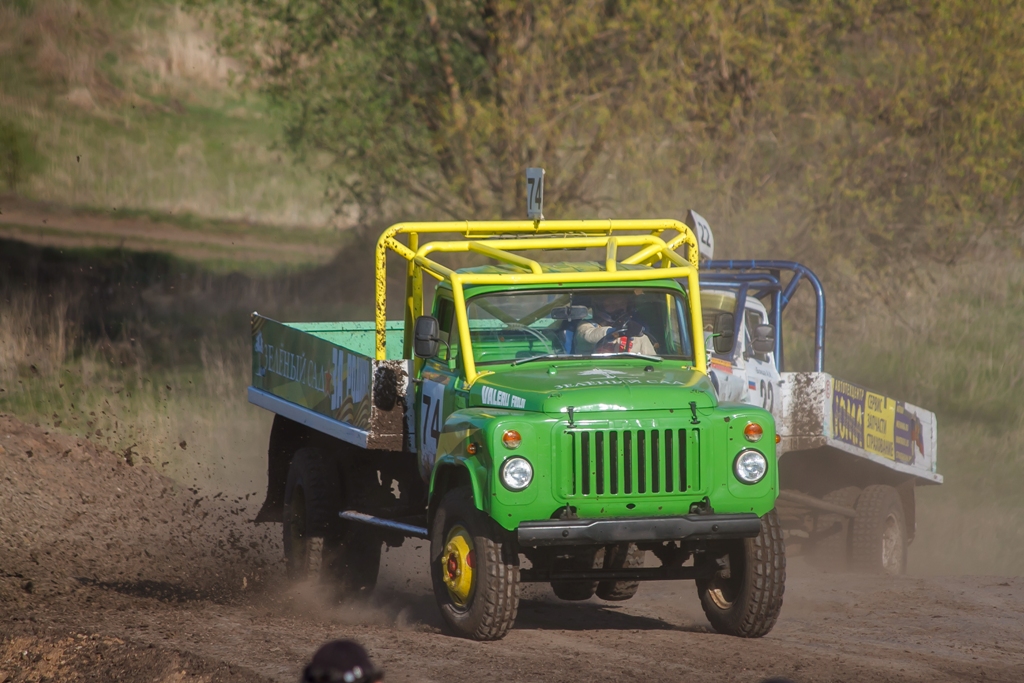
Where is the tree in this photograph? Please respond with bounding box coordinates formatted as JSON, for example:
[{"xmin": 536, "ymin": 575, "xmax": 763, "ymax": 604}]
[
  {"xmin": 213, "ymin": 0, "xmax": 1024, "ymax": 276},
  {"xmin": 213, "ymin": 0, "xmax": 787, "ymax": 221}
]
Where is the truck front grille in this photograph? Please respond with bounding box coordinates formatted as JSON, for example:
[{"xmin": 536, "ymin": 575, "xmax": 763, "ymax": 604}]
[{"xmin": 566, "ymin": 428, "xmax": 694, "ymax": 497}]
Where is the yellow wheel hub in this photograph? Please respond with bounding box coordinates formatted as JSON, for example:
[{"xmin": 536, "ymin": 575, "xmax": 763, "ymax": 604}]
[{"xmin": 441, "ymin": 525, "xmax": 475, "ymax": 607}]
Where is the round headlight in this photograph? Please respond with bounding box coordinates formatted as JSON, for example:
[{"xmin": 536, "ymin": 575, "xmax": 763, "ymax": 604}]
[
  {"xmin": 500, "ymin": 457, "xmax": 533, "ymax": 491},
  {"xmin": 734, "ymin": 449, "xmax": 768, "ymax": 484}
]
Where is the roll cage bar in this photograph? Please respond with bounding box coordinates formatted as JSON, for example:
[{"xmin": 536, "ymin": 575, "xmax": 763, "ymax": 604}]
[
  {"xmin": 700, "ymin": 260, "xmax": 826, "ymax": 372},
  {"xmin": 374, "ymin": 220, "xmax": 703, "ymax": 384}
]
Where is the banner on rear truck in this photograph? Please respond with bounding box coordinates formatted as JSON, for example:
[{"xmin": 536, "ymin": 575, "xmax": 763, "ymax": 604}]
[{"xmin": 829, "ymin": 378, "xmax": 935, "ymax": 472}]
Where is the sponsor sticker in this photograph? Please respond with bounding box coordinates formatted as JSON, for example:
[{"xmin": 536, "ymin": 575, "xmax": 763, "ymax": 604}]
[
  {"xmin": 481, "ymin": 385, "xmax": 526, "ymax": 409},
  {"xmin": 832, "ymin": 379, "xmax": 865, "ymax": 449}
]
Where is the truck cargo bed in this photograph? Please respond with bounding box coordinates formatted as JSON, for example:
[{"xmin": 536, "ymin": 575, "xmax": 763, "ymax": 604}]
[{"xmin": 249, "ymin": 314, "xmax": 411, "ymax": 451}]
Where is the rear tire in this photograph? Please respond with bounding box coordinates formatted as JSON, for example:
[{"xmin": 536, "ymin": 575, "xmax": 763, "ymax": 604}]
[
  {"xmin": 430, "ymin": 487, "xmax": 520, "ymax": 640},
  {"xmin": 283, "ymin": 448, "xmax": 381, "ymax": 598},
  {"xmin": 550, "ymin": 548, "xmax": 602, "ymax": 601},
  {"xmin": 849, "ymin": 485, "xmax": 907, "ymax": 575},
  {"xmin": 696, "ymin": 509, "xmax": 786, "ymax": 638},
  {"xmin": 596, "ymin": 543, "xmax": 644, "ymax": 601},
  {"xmin": 809, "ymin": 486, "xmax": 861, "ymax": 572}
]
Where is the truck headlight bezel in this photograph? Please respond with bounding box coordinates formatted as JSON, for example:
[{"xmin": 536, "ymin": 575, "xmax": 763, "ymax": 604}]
[
  {"xmin": 500, "ymin": 456, "xmax": 533, "ymax": 491},
  {"xmin": 733, "ymin": 449, "xmax": 768, "ymax": 485}
]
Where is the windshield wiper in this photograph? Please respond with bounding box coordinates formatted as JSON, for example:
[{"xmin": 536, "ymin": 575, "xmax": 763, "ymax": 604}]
[
  {"xmin": 511, "ymin": 353, "xmax": 583, "ymax": 366},
  {"xmin": 591, "ymin": 352, "xmax": 664, "ymax": 362}
]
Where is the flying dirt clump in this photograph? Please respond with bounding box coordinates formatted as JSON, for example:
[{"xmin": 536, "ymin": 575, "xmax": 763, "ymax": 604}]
[{"xmin": 0, "ymin": 414, "xmax": 282, "ymax": 609}]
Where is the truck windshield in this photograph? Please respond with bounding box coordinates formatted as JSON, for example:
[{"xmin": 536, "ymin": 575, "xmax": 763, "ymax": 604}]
[{"xmin": 464, "ymin": 288, "xmax": 694, "ymax": 366}]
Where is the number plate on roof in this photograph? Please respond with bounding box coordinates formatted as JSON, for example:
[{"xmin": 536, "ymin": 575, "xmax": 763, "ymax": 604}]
[{"xmin": 526, "ymin": 167, "xmax": 545, "ymax": 220}]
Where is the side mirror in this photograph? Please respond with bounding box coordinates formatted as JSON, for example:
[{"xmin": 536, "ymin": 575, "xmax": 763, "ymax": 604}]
[
  {"xmin": 413, "ymin": 316, "xmax": 441, "ymax": 358},
  {"xmin": 549, "ymin": 305, "xmax": 589, "ymax": 321},
  {"xmin": 713, "ymin": 313, "xmax": 735, "ymax": 354},
  {"xmin": 751, "ymin": 324, "xmax": 776, "ymax": 354}
]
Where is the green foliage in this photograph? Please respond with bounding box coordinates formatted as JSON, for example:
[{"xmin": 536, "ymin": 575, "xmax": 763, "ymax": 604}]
[{"xmin": 211, "ymin": 0, "xmax": 1024, "ymax": 277}]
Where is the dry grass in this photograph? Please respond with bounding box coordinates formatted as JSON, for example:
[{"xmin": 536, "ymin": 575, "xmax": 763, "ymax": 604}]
[
  {"xmin": 0, "ymin": 290, "xmax": 71, "ymax": 381},
  {"xmin": 0, "ymin": 286, "xmax": 269, "ymax": 496}
]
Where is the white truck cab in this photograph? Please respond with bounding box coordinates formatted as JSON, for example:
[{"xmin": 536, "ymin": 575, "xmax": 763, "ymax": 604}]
[{"xmin": 702, "ymin": 289, "xmax": 782, "ymax": 418}]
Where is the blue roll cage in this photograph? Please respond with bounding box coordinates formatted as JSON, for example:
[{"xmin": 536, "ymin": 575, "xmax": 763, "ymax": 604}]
[{"xmin": 699, "ymin": 260, "xmax": 826, "ymax": 373}]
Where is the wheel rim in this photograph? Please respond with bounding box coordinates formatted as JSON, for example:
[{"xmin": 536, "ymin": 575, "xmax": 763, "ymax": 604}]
[
  {"xmin": 881, "ymin": 512, "xmax": 903, "ymax": 575},
  {"xmin": 441, "ymin": 525, "xmax": 476, "ymax": 607},
  {"xmin": 708, "ymin": 587, "xmax": 734, "ymax": 609},
  {"xmin": 706, "ymin": 548, "xmax": 743, "ymax": 609}
]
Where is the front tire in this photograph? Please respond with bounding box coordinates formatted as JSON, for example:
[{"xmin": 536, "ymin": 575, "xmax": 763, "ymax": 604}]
[
  {"xmin": 696, "ymin": 509, "xmax": 786, "ymax": 638},
  {"xmin": 430, "ymin": 487, "xmax": 520, "ymax": 640},
  {"xmin": 849, "ymin": 484, "xmax": 907, "ymax": 575}
]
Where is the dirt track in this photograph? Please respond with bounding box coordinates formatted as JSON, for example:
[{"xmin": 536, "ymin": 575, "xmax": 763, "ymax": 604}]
[
  {"xmin": 2, "ymin": 415, "xmax": 1022, "ymax": 683},
  {"xmin": 0, "ymin": 196, "xmax": 332, "ymax": 265}
]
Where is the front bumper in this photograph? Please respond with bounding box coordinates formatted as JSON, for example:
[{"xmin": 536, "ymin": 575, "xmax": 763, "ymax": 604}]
[{"xmin": 517, "ymin": 513, "xmax": 762, "ymax": 546}]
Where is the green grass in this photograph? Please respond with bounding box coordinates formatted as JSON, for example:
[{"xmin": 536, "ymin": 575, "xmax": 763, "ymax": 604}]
[{"xmin": 0, "ymin": 0, "xmax": 333, "ymax": 228}]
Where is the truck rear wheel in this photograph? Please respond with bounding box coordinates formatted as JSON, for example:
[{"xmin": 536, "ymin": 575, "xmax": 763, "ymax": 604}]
[
  {"xmin": 596, "ymin": 543, "xmax": 644, "ymax": 601},
  {"xmin": 430, "ymin": 487, "xmax": 520, "ymax": 640},
  {"xmin": 849, "ymin": 484, "xmax": 907, "ymax": 575},
  {"xmin": 550, "ymin": 548, "xmax": 602, "ymax": 601},
  {"xmin": 283, "ymin": 448, "xmax": 381, "ymax": 598},
  {"xmin": 810, "ymin": 486, "xmax": 861, "ymax": 572},
  {"xmin": 696, "ymin": 509, "xmax": 785, "ymax": 638}
]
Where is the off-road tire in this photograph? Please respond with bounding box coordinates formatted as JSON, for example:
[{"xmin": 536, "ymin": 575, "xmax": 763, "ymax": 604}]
[
  {"xmin": 596, "ymin": 543, "xmax": 644, "ymax": 601},
  {"xmin": 551, "ymin": 548, "xmax": 602, "ymax": 601},
  {"xmin": 430, "ymin": 487, "xmax": 520, "ymax": 640},
  {"xmin": 810, "ymin": 486, "xmax": 861, "ymax": 572},
  {"xmin": 283, "ymin": 448, "xmax": 381, "ymax": 598},
  {"xmin": 696, "ymin": 509, "xmax": 786, "ymax": 638},
  {"xmin": 849, "ymin": 484, "xmax": 907, "ymax": 576}
]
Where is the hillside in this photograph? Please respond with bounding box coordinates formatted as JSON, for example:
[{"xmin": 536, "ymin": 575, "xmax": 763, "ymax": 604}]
[{"xmin": 0, "ymin": 0, "xmax": 333, "ymax": 229}]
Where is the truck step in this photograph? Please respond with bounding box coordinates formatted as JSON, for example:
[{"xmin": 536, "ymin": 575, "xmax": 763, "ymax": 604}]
[
  {"xmin": 339, "ymin": 510, "xmax": 429, "ymax": 539},
  {"xmin": 521, "ymin": 564, "xmax": 716, "ymax": 583}
]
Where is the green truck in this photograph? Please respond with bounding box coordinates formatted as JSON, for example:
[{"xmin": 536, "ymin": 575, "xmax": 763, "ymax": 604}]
[{"xmin": 249, "ymin": 218, "xmax": 784, "ymax": 640}]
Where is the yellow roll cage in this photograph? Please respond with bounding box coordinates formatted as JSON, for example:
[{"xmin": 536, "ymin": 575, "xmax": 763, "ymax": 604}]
[{"xmin": 374, "ymin": 219, "xmax": 706, "ymax": 384}]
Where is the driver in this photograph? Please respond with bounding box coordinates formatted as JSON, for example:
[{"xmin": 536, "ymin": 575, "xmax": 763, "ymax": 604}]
[{"xmin": 576, "ymin": 292, "xmax": 656, "ymax": 355}]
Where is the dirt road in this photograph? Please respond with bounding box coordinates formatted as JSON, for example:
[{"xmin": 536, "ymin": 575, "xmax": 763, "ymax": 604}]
[
  {"xmin": 2, "ymin": 415, "xmax": 1021, "ymax": 683},
  {"xmin": 0, "ymin": 196, "xmax": 334, "ymax": 266}
]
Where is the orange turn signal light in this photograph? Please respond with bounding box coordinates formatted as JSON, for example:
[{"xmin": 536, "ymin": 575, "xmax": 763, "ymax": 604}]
[
  {"xmin": 776, "ymin": 434, "xmax": 781, "ymax": 444},
  {"xmin": 502, "ymin": 430, "xmax": 522, "ymax": 450},
  {"xmin": 743, "ymin": 422, "xmax": 763, "ymax": 443},
  {"xmin": 467, "ymin": 442, "xmax": 478, "ymax": 455}
]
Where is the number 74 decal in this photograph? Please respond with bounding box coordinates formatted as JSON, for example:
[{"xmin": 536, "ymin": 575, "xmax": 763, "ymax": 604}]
[{"xmin": 419, "ymin": 379, "xmax": 446, "ymax": 475}]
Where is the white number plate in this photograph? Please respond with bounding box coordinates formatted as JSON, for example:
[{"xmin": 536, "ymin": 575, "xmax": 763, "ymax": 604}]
[{"xmin": 418, "ymin": 379, "xmax": 447, "ymax": 476}]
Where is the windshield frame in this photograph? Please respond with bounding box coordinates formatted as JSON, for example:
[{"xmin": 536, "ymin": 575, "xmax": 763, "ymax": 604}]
[{"xmin": 453, "ymin": 285, "xmax": 697, "ymax": 368}]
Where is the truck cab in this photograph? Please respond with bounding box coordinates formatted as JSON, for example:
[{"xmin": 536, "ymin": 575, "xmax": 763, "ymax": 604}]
[{"xmin": 702, "ymin": 289, "xmax": 781, "ymax": 413}]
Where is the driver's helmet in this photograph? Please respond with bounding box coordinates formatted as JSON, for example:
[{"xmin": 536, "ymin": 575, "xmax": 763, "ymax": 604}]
[{"xmin": 592, "ymin": 292, "xmax": 633, "ymax": 327}]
